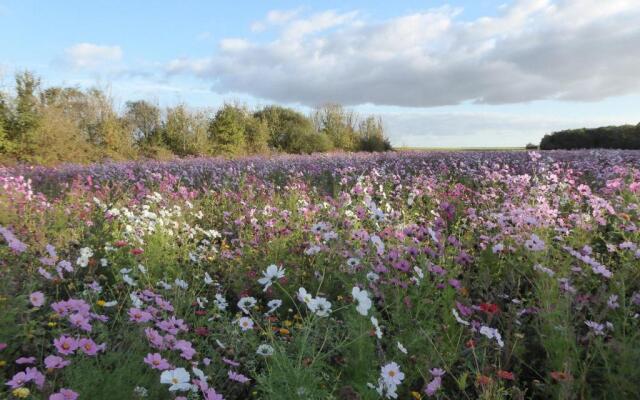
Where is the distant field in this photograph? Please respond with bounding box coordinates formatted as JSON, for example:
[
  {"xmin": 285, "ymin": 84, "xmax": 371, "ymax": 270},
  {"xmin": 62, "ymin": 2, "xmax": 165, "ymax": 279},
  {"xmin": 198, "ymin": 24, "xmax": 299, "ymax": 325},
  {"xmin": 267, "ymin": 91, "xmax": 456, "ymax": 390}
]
[{"xmin": 397, "ymin": 146, "xmax": 526, "ymax": 151}]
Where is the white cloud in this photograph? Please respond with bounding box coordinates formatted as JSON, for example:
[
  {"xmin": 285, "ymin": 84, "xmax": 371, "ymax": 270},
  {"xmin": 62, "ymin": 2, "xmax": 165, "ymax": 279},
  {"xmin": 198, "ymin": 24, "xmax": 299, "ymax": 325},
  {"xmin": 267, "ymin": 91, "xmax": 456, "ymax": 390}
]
[
  {"xmin": 65, "ymin": 43, "xmax": 123, "ymax": 69},
  {"xmin": 167, "ymin": 0, "xmax": 640, "ymax": 107}
]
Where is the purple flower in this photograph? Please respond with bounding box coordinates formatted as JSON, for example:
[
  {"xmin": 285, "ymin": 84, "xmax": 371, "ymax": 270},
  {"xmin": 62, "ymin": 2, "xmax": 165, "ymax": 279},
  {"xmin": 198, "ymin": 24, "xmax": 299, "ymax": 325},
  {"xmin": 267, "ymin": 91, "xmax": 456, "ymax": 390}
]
[
  {"xmin": 44, "ymin": 355, "xmax": 71, "ymax": 369},
  {"xmin": 29, "ymin": 291, "xmax": 45, "ymax": 307}
]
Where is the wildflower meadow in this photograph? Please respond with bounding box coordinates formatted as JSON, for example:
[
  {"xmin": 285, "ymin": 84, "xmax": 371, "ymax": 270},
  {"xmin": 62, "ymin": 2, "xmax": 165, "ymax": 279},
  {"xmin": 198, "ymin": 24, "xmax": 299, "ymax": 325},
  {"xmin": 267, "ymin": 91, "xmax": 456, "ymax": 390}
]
[{"xmin": 1, "ymin": 150, "xmax": 639, "ymax": 399}]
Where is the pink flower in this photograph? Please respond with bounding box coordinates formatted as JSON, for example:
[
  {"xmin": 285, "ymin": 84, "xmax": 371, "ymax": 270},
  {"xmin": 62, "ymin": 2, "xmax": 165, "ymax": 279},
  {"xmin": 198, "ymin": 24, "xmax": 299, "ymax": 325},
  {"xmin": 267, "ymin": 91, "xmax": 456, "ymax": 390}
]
[
  {"xmin": 228, "ymin": 370, "xmax": 251, "ymax": 383},
  {"xmin": 144, "ymin": 353, "xmax": 171, "ymax": 370},
  {"xmin": 6, "ymin": 371, "xmax": 29, "ymax": 389},
  {"xmin": 44, "ymin": 355, "xmax": 71, "ymax": 369},
  {"xmin": 54, "ymin": 335, "xmax": 78, "ymax": 355},
  {"xmin": 15, "ymin": 356, "xmax": 36, "ymax": 365},
  {"xmin": 50, "ymin": 388, "xmax": 79, "ymax": 400},
  {"xmin": 173, "ymin": 340, "xmax": 196, "ymax": 360},
  {"xmin": 144, "ymin": 327, "xmax": 165, "ymax": 349},
  {"xmin": 203, "ymin": 388, "xmax": 225, "ymax": 400},
  {"xmin": 77, "ymin": 338, "xmax": 105, "ymax": 356},
  {"xmin": 0, "ymin": 342, "xmax": 7, "ymax": 351},
  {"xmin": 69, "ymin": 313, "xmax": 93, "ymax": 332},
  {"xmin": 29, "ymin": 291, "xmax": 45, "ymax": 307},
  {"xmin": 128, "ymin": 307, "xmax": 153, "ymax": 323},
  {"xmin": 25, "ymin": 367, "xmax": 45, "ymax": 389}
]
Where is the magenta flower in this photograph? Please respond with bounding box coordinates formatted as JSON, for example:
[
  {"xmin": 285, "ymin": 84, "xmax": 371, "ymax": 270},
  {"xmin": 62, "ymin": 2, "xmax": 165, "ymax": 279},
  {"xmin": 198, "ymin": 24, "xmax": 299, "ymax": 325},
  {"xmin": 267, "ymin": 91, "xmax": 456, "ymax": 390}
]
[
  {"xmin": 29, "ymin": 291, "xmax": 45, "ymax": 307},
  {"xmin": 49, "ymin": 388, "xmax": 79, "ymax": 400},
  {"xmin": 15, "ymin": 356, "xmax": 36, "ymax": 365},
  {"xmin": 6, "ymin": 371, "xmax": 29, "ymax": 389},
  {"xmin": 128, "ymin": 307, "xmax": 153, "ymax": 323},
  {"xmin": 173, "ymin": 339, "xmax": 196, "ymax": 360},
  {"xmin": 54, "ymin": 335, "xmax": 78, "ymax": 355},
  {"xmin": 25, "ymin": 367, "xmax": 45, "ymax": 389},
  {"xmin": 228, "ymin": 370, "xmax": 251, "ymax": 383},
  {"xmin": 203, "ymin": 388, "xmax": 225, "ymax": 400},
  {"xmin": 44, "ymin": 355, "xmax": 71, "ymax": 369},
  {"xmin": 144, "ymin": 353, "xmax": 171, "ymax": 370},
  {"xmin": 77, "ymin": 338, "xmax": 105, "ymax": 356}
]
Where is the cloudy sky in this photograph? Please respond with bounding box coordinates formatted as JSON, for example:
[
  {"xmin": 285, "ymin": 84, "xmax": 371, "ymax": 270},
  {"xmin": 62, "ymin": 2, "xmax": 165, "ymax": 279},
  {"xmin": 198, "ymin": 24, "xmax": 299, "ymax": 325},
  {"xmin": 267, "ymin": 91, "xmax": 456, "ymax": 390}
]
[{"xmin": 1, "ymin": 0, "xmax": 639, "ymax": 147}]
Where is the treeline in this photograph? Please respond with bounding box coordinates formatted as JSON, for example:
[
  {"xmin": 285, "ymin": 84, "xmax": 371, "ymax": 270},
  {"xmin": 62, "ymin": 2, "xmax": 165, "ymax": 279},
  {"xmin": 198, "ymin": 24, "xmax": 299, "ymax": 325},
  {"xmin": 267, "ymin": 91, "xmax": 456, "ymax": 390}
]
[
  {"xmin": 0, "ymin": 71, "xmax": 392, "ymax": 165},
  {"xmin": 540, "ymin": 124, "xmax": 640, "ymax": 150}
]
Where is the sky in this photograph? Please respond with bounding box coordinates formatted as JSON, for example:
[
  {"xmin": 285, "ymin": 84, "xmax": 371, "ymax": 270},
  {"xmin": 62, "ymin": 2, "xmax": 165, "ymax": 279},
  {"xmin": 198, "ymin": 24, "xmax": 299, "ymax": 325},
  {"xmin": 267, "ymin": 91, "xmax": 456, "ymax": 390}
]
[{"xmin": 1, "ymin": 0, "xmax": 639, "ymax": 147}]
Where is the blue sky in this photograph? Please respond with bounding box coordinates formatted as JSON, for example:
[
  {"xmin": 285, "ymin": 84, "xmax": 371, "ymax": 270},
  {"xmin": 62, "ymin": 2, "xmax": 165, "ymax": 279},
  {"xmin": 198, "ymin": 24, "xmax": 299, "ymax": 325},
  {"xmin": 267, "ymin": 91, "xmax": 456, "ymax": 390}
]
[{"xmin": 1, "ymin": 0, "xmax": 639, "ymax": 147}]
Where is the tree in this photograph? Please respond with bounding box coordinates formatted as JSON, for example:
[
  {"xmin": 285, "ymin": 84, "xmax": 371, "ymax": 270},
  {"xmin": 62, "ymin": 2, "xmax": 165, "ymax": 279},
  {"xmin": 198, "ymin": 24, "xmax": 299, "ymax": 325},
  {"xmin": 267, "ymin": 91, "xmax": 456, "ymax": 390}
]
[
  {"xmin": 208, "ymin": 104, "xmax": 246, "ymax": 156},
  {"xmin": 254, "ymin": 105, "xmax": 320, "ymax": 153},
  {"xmin": 124, "ymin": 100, "xmax": 162, "ymax": 146},
  {"xmin": 11, "ymin": 71, "xmax": 42, "ymax": 145},
  {"xmin": 313, "ymin": 104, "xmax": 358, "ymax": 151},
  {"xmin": 357, "ymin": 116, "xmax": 392, "ymax": 152}
]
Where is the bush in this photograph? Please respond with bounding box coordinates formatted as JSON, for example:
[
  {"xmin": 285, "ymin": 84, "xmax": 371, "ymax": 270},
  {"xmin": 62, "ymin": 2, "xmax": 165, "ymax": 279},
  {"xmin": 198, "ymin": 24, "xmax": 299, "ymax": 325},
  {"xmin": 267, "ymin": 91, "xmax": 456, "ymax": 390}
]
[{"xmin": 540, "ymin": 124, "xmax": 640, "ymax": 150}]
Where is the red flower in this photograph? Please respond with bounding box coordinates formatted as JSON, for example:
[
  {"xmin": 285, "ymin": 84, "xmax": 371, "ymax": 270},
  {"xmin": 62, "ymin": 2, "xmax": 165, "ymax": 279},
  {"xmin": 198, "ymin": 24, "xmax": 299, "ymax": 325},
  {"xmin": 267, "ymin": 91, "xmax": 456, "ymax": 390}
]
[
  {"xmin": 131, "ymin": 248, "xmax": 144, "ymax": 255},
  {"xmin": 476, "ymin": 375, "xmax": 492, "ymax": 386},
  {"xmin": 194, "ymin": 310, "xmax": 207, "ymax": 316},
  {"xmin": 479, "ymin": 303, "xmax": 500, "ymax": 314},
  {"xmin": 115, "ymin": 240, "xmax": 128, "ymax": 247},
  {"xmin": 465, "ymin": 339, "xmax": 476, "ymax": 349},
  {"xmin": 497, "ymin": 370, "xmax": 514, "ymax": 380},
  {"xmin": 194, "ymin": 327, "xmax": 209, "ymax": 337},
  {"xmin": 550, "ymin": 371, "xmax": 573, "ymax": 382}
]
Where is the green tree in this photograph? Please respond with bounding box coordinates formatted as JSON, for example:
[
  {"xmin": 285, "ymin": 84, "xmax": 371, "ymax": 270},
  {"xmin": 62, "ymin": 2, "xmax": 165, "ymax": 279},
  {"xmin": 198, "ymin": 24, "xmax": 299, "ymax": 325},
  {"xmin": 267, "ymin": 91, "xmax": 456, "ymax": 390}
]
[
  {"xmin": 208, "ymin": 104, "xmax": 247, "ymax": 156},
  {"xmin": 357, "ymin": 116, "xmax": 392, "ymax": 152},
  {"xmin": 124, "ymin": 100, "xmax": 162, "ymax": 146},
  {"xmin": 254, "ymin": 105, "xmax": 320, "ymax": 153},
  {"xmin": 313, "ymin": 104, "xmax": 358, "ymax": 151}
]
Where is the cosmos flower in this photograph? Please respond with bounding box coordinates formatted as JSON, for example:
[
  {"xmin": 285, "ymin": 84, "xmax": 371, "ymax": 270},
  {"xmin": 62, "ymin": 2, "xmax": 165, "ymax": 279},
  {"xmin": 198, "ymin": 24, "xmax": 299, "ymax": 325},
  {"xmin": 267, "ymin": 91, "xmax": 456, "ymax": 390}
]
[
  {"xmin": 257, "ymin": 264, "xmax": 285, "ymax": 291},
  {"xmin": 160, "ymin": 368, "xmax": 191, "ymax": 391},
  {"xmin": 351, "ymin": 286, "xmax": 372, "ymax": 316}
]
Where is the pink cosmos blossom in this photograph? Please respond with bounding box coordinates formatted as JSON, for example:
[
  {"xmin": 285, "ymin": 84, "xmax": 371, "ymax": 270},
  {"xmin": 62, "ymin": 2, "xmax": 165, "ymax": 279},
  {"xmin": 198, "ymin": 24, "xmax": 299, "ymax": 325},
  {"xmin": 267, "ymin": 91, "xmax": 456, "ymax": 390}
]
[
  {"xmin": 77, "ymin": 338, "xmax": 105, "ymax": 356},
  {"xmin": 144, "ymin": 353, "xmax": 171, "ymax": 370},
  {"xmin": 54, "ymin": 335, "xmax": 78, "ymax": 355},
  {"xmin": 174, "ymin": 339, "xmax": 196, "ymax": 360},
  {"xmin": 228, "ymin": 370, "xmax": 251, "ymax": 383},
  {"xmin": 45, "ymin": 355, "xmax": 71, "ymax": 369},
  {"xmin": 29, "ymin": 291, "xmax": 45, "ymax": 307},
  {"xmin": 49, "ymin": 388, "xmax": 79, "ymax": 400},
  {"xmin": 15, "ymin": 356, "xmax": 36, "ymax": 365},
  {"xmin": 128, "ymin": 307, "xmax": 153, "ymax": 323}
]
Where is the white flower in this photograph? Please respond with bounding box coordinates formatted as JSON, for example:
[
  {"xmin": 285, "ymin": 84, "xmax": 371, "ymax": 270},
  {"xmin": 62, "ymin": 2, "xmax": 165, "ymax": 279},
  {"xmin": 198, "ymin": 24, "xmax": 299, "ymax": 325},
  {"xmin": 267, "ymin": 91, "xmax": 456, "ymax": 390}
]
[
  {"xmin": 351, "ymin": 286, "xmax": 372, "ymax": 316},
  {"xmin": 238, "ymin": 317, "xmax": 254, "ymax": 331},
  {"xmin": 397, "ymin": 342, "xmax": 408, "ymax": 354},
  {"xmin": 104, "ymin": 300, "xmax": 118, "ymax": 307},
  {"xmin": 123, "ymin": 274, "xmax": 137, "ymax": 287},
  {"xmin": 479, "ymin": 325, "xmax": 504, "ymax": 348},
  {"xmin": 297, "ymin": 287, "xmax": 313, "ymax": 304},
  {"xmin": 130, "ymin": 293, "xmax": 143, "ymax": 308},
  {"xmin": 257, "ymin": 264, "xmax": 285, "ymax": 291},
  {"xmin": 371, "ymin": 316, "xmax": 383, "ymax": 338},
  {"xmin": 256, "ymin": 344, "xmax": 275, "ymax": 356},
  {"xmin": 100, "ymin": 258, "xmax": 108, "ymax": 267},
  {"xmin": 452, "ymin": 309, "xmax": 470, "ymax": 326},
  {"xmin": 203, "ymin": 272, "xmax": 213, "ymax": 285},
  {"xmin": 196, "ymin": 297, "xmax": 208, "ymax": 308},
  {"xmin": 370, "ymin": 235, "xmax": 385, "ymax": 255},
  {"xmin": 265, "ymin": 299, "xmax": 282, "ymax": 315},
  {"xmin": 192, "ymin": 367, "xmax": 207, "ymax": 383},
  {"xmin": 160, "ymin": 368, "xmax": 191, "ymax": 391},
  {"xmin": 366, "ymin": 272, "xmax": 380, "ymax": 282},
  {"xmin": 310, "ymin": 297, "xmax": 332, "ymax": 317},
  {"xmin": 237, "ymin": 297, "xmax": 257, "ymax": 314},
  {"xmin": 174, "ymin": 278, "xmax": 188, "ymax": 289},
  {"xmin": 137, "ymin": 264, "xmax": 147, "ymax": 274},
  {"xmin": 381, "ymin": 362, "xmax": 405, "ymax": 386},
  {"xmin": 214, "ymin": 294, "xmax": 228, "ymax": 311},
  {"xmin": 157, "ymin": 280, "xmax": 172, "ymax": 290},
  {"xmin": 133, "ymin": 386, "xmax": 148, "ymax": 397}
]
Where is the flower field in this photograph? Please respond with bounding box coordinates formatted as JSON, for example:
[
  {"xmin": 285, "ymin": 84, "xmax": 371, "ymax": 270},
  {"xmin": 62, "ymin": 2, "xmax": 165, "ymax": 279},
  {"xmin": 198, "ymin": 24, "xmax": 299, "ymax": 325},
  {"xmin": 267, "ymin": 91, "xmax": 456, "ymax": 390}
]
[{"xmin": 1, "ymin": 150, "xmax": 639, "ymax": 399}]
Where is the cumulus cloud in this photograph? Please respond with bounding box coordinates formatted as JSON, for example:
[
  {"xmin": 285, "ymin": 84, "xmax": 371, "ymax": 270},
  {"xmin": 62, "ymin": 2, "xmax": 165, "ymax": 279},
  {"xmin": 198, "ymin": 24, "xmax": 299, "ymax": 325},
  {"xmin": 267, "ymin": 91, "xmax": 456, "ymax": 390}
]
[
  {"xmin": 65, "ymin": 43, "xmax": 123, "ymax": 69},
  {"xmin": 167, "ymin": 0, "xmax": 640, "ymax": 107}
]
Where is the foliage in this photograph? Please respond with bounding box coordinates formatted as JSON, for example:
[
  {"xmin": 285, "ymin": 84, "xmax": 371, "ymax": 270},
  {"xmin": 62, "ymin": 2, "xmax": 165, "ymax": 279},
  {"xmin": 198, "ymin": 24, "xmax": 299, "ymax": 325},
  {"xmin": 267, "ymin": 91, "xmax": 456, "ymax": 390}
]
[{"xmin": 540, "ymin": 124, "xmax": 640, "ymax": 150}]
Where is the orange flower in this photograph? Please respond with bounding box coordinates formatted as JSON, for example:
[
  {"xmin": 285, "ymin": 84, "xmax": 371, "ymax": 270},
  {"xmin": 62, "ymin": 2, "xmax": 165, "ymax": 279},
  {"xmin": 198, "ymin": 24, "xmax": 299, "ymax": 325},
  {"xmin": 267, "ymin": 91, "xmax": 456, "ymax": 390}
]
[
  {"xmin": 497, "ymin": 370, "xmax": 514, "ymax": 380},
  {"xmin": 550, "ymin": 371, "xmax": 573, "ymax": 382},
  {"xmin": 476, "ymin": 375, "xmax": 493, "ymax": 386}
]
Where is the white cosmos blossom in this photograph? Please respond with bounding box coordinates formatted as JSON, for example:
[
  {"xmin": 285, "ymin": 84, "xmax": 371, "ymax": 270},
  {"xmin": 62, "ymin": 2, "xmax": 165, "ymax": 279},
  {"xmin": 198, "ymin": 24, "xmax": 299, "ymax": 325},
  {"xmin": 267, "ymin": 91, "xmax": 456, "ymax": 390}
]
[
  {"xmin": 479, "ymin": 326, "xmax": 504, "ymax": 348},
  {"xmin": 310, "ymin": 297, "xmax": 332, "ymax": 317},
  {"xmin": 214, "ymin": 294, "xmax": 228, "ymax": 311},
  {"xmin": 265, "ymin": 299, "xmax": 283, "ymax": 315},
  {"xmin": 130, "ymin": 293, "xmax": 143, "ymax": 308},
  {"xmin": 103, "ymin": 300, "xmax": 118, "ymax": 307},
  {"xmin": 157, "ymin": 280, "xmax": 172, "ymax": 290},
  {"xmin": 257, "ymin": 264, "xmax": 285, "ymax": 291},
  {"xmin": 352, "ymin": 286, "xmax": 372, "ymax": 316},
  {"xmin": 174, "ymin": 278, "xmax": 188, "ymax": 289},
  {"xmin": 452, "ymin": 309, "xmax": 470, "ymax": 326},
  {"xmin": 381, "ymin": 362, "xmax": 405, "ymax": 386},
  {"xmin": 123, "ymin": 274, "xmax": 137, "ymax": 287},
  {"xmin": 370, "ymin": 235, "xmax": 385, "ymax": 255},
  {"xmin": 237, "ymin": 297, "xmax": 257, "ymax": 314},
  {"xmin": 371, "ymin": 316, "xmax": 383, "ymax": 339},
  {"xmin": 256, "ymin": 344, "xmax": 275, "ymax": 356},
  {"xmin": 397, "ymin": 342, "xmax": 408, "ymax": 354},
  {"xmin": 367, "ymin": 272, "xmax": 380, "ymax": 282},
  {"xmin": 203, "ymin": 272, "xmax": 213, "ymax": 285},
  {"xmin": 297, "ymin": 287, "xmax": 313, "ymax": 304},
  {"xmin": 160, "ymin": 368, "xmax": 191, "ymax": 391}
]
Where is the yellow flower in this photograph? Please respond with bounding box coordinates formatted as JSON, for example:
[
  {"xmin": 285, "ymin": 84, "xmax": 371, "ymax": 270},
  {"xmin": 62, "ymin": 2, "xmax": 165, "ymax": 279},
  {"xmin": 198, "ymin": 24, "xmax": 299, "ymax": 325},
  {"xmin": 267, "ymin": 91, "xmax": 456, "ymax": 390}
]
[
  {"xmin": 411, "ymin": 391, "xmax": 422, "ymax": 399},
  {"xmin": 279, "ymin": 328, "xmax": 290, "ymax": 335},
  {"xmin": 12, "ymin": 387, "xmax": 30, "ymax": 398},
  {"xmin": 0, "ymin": 360, "xmax": 6, "ymax": 367},
  {"xmin": 283, "ymin": 320, "xmax": 293, "ymax": 327},
  {"xmin": 48, "ymin": 322, "xmax": 58, "ymax": 328},
  {"xmin": 96, "ymin": 299, "xmax": 107, "ymax": 307}
]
